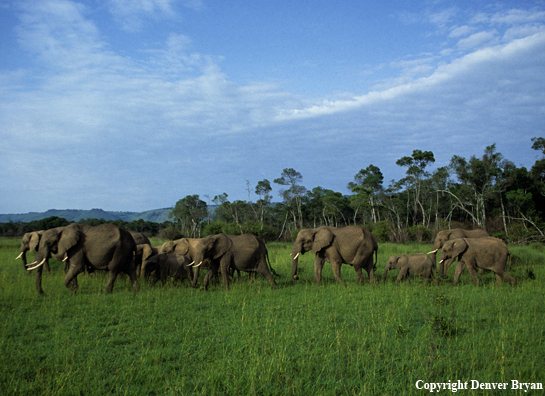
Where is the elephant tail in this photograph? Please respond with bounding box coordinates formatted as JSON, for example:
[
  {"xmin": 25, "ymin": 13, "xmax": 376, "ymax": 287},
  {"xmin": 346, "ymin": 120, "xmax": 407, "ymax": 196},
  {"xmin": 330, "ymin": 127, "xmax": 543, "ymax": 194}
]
[
  {"xmin": 373, "ymin": 245, "xmax": 378, "ymax": 272},
  {"xmin": 266, "ymin": 251, "xmax": 280, "ymax": 277}
]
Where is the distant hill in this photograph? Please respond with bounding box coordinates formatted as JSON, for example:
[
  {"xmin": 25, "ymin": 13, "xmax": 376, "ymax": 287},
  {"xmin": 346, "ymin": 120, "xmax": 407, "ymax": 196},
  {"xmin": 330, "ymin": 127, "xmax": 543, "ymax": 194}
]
[{"xmin": 0, "ymin": 208, "xmax": 174, "ymax": 223}]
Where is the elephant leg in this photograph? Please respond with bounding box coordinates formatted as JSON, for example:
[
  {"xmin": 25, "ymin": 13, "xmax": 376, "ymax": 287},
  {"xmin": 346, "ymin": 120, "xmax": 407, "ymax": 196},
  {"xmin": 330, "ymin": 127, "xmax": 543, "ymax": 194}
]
[
  {"xmin": 452, "ymin": 261, "xmax": 466, "ymax": 286},
  {"xmin": 256, "ymin": 260, "xmax": 278, "ymax": 289},
  {"xmin": 219, "ymin": 259, "xmax": 232, "ymax": 290},
  {"xmin": 495, "ymin": 273, "xmax": 503, "ymax": 286},
  {"xmin": 502, "ymin": 272, "xmax": 517, "ymax": 286},
  {"xmin": 104, "ymin": 270, "xmax": 120, "ymax": 293},
  {"xmin": 396, "ymin": 267, "xmax": 409, "ymax": 285},
  {"xmin": 63, "ymin": 263, "xmax": 85, "ymax": 293},
  {"xmin": 35, "ymin": 265, "xmax": 45, "ymax": 295},
  {"xmin": 314, "ymin": 255, "xmax": 325, "ymax": 286},
  {"xmin": 465, "ymin": 264, "xmax": 480, "ymax": 286},
  {"xmin": 126, "ymin": 268, "xmax": 140, "ymax": 291},
  {"xmin": 331, "ymin": 261, "xmax": 346, "ymax": 287},
  {"xmin": 354, "ymin": 265, "xmax": 365, "ymax": 285}
]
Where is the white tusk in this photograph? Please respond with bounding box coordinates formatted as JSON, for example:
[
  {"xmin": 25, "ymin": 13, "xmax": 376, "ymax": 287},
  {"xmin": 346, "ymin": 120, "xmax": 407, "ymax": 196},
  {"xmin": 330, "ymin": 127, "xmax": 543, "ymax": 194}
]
[
  {"xmin": 194, "ymin": 261, "xmax": 203, "ymax": 267},
  {"xmin": 427, "ymin": 249, "xmax": 439, "ymax": 254},
  {"xmin": 439, "ymin": 259, "xmax": 444, "ymax": 264},
  {"xmin": 292, "ymin": 253, "xmax": 300, "ymax": 260},
  {"xmin": 62, "ymin": 255, "xmax": 69, "ymax": 262},
  {"xmin": 187, "ymin": 261, "xmax": 195, "ymax": 267},
  {"xmin": 26, "ymin": 260, "xmax": 38, "ymax": 267},
  {"xmin": 26, "ymin": 258, "xmax": 46, "ymax": 271},
  {"xmin": 15, "ymin": 252, "xmax": 23, "ymax": 260}
]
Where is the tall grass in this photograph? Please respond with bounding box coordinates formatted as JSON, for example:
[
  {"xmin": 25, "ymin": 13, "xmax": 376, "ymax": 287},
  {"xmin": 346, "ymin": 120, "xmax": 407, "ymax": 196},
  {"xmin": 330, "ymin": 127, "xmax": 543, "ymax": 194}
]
[{"xmin": 1, "ymin": 238, "xmax": 544, "ymax": 395}]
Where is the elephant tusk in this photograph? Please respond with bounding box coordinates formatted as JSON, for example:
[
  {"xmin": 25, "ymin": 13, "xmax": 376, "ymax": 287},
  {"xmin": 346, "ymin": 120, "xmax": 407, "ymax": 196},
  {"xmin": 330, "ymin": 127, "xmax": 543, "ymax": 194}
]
[
  {"xmin": 439, "ymin": 259, "xmax": 444, "ymax": 264},
  {"xmin": 292, "ymin": 253, "xmax": 300, "ymax": 260},
  {"xmin": 15, "ymin": 252, "xmax": 23, "ymax": 260},
  {"xmin": 26, "ymin": 258, "xmax": 46, "ymax": 271},
  {"xmin": 62, "ymin": 255, "xmax": 69, "ymax": 262},
  {"xmin": 187, "ymin": 261, "xmax": 195, "ymax": 267},
  {"xmin": 26, "ymin": 260, "xmax": 38, "ymax": 267},
  {"xmin": 194, "ymin": 261, "xmax": 203, "ymax": 267},
  {"xmin": 427, "ymin": 249, "xmax": 439, "ymax": 254}
]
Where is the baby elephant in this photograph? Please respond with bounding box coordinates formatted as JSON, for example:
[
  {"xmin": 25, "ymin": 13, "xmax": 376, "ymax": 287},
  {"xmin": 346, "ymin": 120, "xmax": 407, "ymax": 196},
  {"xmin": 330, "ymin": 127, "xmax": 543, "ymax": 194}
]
[
  {"xmin": 143, "ymin": 254, "xmax": 192, "ymax": 287},
  {"xmin": 384, "ymin": 253, "xmax": 438, "ymax": 285}
]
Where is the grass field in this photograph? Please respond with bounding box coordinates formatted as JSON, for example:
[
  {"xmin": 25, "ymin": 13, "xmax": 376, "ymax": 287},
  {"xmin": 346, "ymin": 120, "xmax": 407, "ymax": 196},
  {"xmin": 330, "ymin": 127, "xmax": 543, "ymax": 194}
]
[{"xmin": 1, "ymin": 237, "xmax": 544, "ymax": 395}]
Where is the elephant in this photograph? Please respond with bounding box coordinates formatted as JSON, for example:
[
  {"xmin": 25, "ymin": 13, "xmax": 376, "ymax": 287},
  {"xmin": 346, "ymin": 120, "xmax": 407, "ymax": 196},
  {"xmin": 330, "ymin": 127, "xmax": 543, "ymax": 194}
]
[
  {"xmin": 439, "ymin": 237, "xmax": 516, "ymax": 286},
  {"xmin": 16, "ymin": 231, "xmax": 51, "ymax": 273},
  {"xmin": 135, "ymin": 243, "xmax": 162, "ymax": 278},
  {"xmin": 26, "ymin": 223, "xmax": 139, "ymax": 294},
  {"xmin": 291, "ymin": 226, "xmax": 378, "ymax": 286},
  {"xmin": 130, "ymin": 231, "xmax": 151, "ymax": 246},
  {"xmin": 383, "ymin": 253, "xmax": 438, "ymax": 285},
  {"xmin": 160, "ymin": 238, "xmax": 215, "ymax": 287},
  {"xmin": 142, "ymin": 254, "xmax": 192, "ymax": 287},
  {"xmin": 192, "ymin": 233, "xmax": 278, "ymax": 290},
  {"xmin": 428, "ymin": 228, "xmax": 490, "ymax": 278}
]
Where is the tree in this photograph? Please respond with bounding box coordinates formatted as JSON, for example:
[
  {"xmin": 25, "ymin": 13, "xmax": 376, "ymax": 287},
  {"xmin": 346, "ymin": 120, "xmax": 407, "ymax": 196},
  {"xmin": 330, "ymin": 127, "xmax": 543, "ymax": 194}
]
[
  {"xmin": 348, "ymin": 164, "xmax": 383, "ymax": 224},
  {"xmin": 255, "ymin": 179, "xmax": 272, "ymax": 229},
  {"xmin": 169, "ymin": 195, "xmax": 208, "ymax": 238},
  {"xmin": 274, "ymin": 168, "xmax": 306, "ymax": 229},
  {"xmin": 396, "ymin": 150, "xmax": 435, "ymax": 227}
]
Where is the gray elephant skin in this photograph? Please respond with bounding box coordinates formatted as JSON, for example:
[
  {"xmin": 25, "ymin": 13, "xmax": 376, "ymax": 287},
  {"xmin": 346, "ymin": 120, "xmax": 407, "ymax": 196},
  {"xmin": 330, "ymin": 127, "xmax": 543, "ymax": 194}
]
[
  {"xmin": 383, "ymin": 253, "xmax": 438, "ymax": 285},
  {"xmin": 143, "ymin": 254, "xmax": 192, "ymax": 287},
  {"xmin": 160, "ymin": 238, "xmax": 203, "ymax": 286},
  {"xmin": 439, "ymin": 237, "xmax": 516, "ymax": 286},
  {"xmin": 16, "ymin": 231, "xmax": 51, "ymax": 273},
  {"xmin": 26, "ymin": 223, "xmax": 139, "ymax": 294},
  {"xmin": 291, "ymin": 226, "xmax": 378, "ymax": 286},
  {"xmin": 193, "ymin": 233, "xmax": 278, "ymax": 290},
  {"xmin": 135, "ymin": 243, "xmax": 162, "ymax": 278},
  {"xmin": 130, "ymin": 231, "xmax": 151, "ymax": 246},
  {"xmin": 429, "ymin": 228, "xmax": 490, "ymax": 277}
]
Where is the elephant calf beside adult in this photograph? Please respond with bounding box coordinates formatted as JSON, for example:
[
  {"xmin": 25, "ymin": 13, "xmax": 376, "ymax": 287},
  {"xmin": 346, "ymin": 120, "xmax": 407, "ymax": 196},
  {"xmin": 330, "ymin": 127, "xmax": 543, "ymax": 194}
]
[
  {"xmin": 26, "ymin": 223, "xmax": 139, "ymax": 294},
  {"xmin": 439, "ymin": 237, "xmax": 516, "ymax": 286},
  {"xmin": 143, "ymin": 254, "xmax": 192, "ymax": 287},
  {"xmin": 291, "ymin": 226, "xmax": 378, "ymax": 286}
]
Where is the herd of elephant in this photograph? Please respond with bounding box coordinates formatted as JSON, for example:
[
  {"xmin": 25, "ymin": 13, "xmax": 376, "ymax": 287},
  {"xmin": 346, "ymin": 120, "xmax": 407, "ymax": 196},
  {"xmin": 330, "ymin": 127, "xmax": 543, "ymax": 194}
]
[{"xmin": 15, "ymin": 223, "xmax": 516, "ymax": 295}]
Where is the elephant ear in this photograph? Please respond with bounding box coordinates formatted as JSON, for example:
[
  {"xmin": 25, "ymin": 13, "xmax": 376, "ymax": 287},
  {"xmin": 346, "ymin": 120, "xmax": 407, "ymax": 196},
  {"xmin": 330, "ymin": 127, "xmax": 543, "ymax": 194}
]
[
  {"xmin": 141, "ymin": 244, "xmax": 154, "ymax": 261},
  {"xmin": 212, "ymin": 234, "xmax": 232, "ymax": 259},
  {"xmin": 451, "ymin": 239, "xmax": 469, "ymax": 258},
  {"xmin": 176, "ymin": 239, "xmax": 190, "ymax": 255},
  {"xmin": 29, "ymin": 232, "xmax": 41, "ymax": 251},
  {"xmin": 397, "ymin": 255, "xmax": 409, "ymax": 267},
  {"xmin": 312, "ymin": 228, "xmax": 334, "ymax": 253},
  {"xmin": 57, "ymin": 226, "xmax": 80, "ymax": 256}
]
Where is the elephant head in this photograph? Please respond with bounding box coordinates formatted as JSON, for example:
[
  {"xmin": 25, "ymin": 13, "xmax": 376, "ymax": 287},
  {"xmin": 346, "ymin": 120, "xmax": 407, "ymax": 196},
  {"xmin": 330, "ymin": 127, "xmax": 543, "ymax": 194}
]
[
  {"xmin": 193, "ymin": 234, "xmax": 233, "ymax": 267},
  {"xmin": 383, "ymin": 255, "xmax": 409, "ymax": 281},
  {"xmin": 16, "ymin": 231, "xmax": 43, "ymax": 266},
  {"xmin": 291, "ymin": 227, "xmax": 334, "ymax": 280},
  {"xmin": 28, "ymin": 225, "xmax": 80, "ymax": 271},
  {"xmin": 439, "ymin": 239, "xmax": 469, "ymax": 273},
  {"xmin": 136, "ymin": 243, "xmax": 157, "ymax": 277}
]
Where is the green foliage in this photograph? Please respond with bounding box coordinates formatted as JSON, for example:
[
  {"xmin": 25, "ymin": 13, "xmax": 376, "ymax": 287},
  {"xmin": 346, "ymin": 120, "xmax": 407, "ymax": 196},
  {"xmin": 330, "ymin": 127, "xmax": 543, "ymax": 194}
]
[
  {"xmin": 407, "ymin": 225, "xmax": 432, "ymax": 242},
  {"xmin": 1, "ymin": 239, "xmax": 544, "ymax": 395},
  {"xmin": 370, "ymin": 220, "xmax": 394, "ymax": 242}
]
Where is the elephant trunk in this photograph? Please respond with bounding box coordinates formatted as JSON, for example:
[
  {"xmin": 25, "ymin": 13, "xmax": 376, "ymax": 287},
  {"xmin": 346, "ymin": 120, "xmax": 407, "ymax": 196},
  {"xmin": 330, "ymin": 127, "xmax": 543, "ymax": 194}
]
[{"xmin": 383, "ymin": 265, "xmax": 391, "ymax": 282}]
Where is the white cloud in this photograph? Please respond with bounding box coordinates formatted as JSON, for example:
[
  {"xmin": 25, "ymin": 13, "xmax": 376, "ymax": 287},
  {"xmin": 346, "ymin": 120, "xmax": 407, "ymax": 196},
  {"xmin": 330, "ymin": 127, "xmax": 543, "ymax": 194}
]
[{"xmin": 456, "ymin": 30, "xmax": 498, "ymax": 50}]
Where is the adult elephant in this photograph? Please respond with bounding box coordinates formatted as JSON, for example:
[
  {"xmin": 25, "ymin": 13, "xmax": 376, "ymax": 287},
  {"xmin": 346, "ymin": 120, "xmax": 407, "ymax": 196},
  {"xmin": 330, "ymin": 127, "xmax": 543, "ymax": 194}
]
[
  {"xmin": 291, "ymin": 226, "xmax": 378, "ymax": 286},
  {"xmin": 192, "ymin": 233, "xmax": 278, "ymax": 290},
  {"xmin": 439, "ymin": 237, "xmax": 516, "ymax": 286},
  {"xmin": 16, "ymin": 231, "xmax": 51, "ymax": 273},
  {"xmin": 428, "ymin": 228, "xmax": 490, "ymax": 278},
  {"xmin": 160, "ymin": 238, "xmax": 207, "ymax": 287},
  {"xmin": 26, "ymin": 223, "xmax": 139, "ymax": 294}
]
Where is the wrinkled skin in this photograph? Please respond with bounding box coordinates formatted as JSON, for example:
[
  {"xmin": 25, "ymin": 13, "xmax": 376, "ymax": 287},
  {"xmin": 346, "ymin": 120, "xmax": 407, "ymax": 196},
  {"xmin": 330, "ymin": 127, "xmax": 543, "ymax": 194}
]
[
  {"xmin": 16, "ymin": 231, "xmax": 51, "ymax": 273},
  {"xmin": 29, "ymin": 223, "xmax": 139, "ymax": 294},
  {"xmin": 193, "ymin": 234, "xmax": 278, "ymax": 290},
  {"xmin": 291, "ymin": 226, "xmax": 378, "ymax": 286},
  {"xmin": 143, "ymin": 254, "xmax": 192, "ymax": 287},
  {"xmin": 439, "ymin": 237, "xmax": 516, "ymax": 286},
  {"xmin": 383, "ymin": 253, "xmax": 438, "ymax": 285},
  {"xmin": 429, "ymin": 228, "xmax": 490, "ymax": 278}
]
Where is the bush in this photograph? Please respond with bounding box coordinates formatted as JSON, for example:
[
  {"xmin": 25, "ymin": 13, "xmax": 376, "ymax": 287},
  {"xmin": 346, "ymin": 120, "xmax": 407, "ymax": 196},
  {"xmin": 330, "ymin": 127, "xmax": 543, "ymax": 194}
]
[
  {"xmin": 160, "ymin": 225, "xmax": 183, "ymax": 240},
  {"xmin": 371, "ymin": 220, "xmax": 394, "ymax": 242},
  {"xmin": 407, "ymin": 225, "xmax": 431, "ymax": 242}
]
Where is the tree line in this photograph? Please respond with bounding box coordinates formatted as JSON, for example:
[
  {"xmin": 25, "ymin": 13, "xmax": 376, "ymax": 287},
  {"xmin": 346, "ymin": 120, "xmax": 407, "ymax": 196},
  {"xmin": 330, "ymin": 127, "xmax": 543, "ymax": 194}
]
[{"xmin": 2, "ymin": 139, "xmax": 544, "ymax": 244}]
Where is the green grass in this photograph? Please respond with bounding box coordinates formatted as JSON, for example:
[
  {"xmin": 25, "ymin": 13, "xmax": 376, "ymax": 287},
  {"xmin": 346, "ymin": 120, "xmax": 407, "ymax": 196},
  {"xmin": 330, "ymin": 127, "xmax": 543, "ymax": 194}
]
[{"xmin": 1, "ymin": 237, "xmax": 544, "ymax": 395}]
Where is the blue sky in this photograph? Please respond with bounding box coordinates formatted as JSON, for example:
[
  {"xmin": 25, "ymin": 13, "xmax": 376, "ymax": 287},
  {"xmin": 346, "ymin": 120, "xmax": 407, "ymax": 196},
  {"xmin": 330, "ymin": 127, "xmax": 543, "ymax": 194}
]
[{"xmin": 1, "ymin": 0, "xmax": 544, "ymax": 213}]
